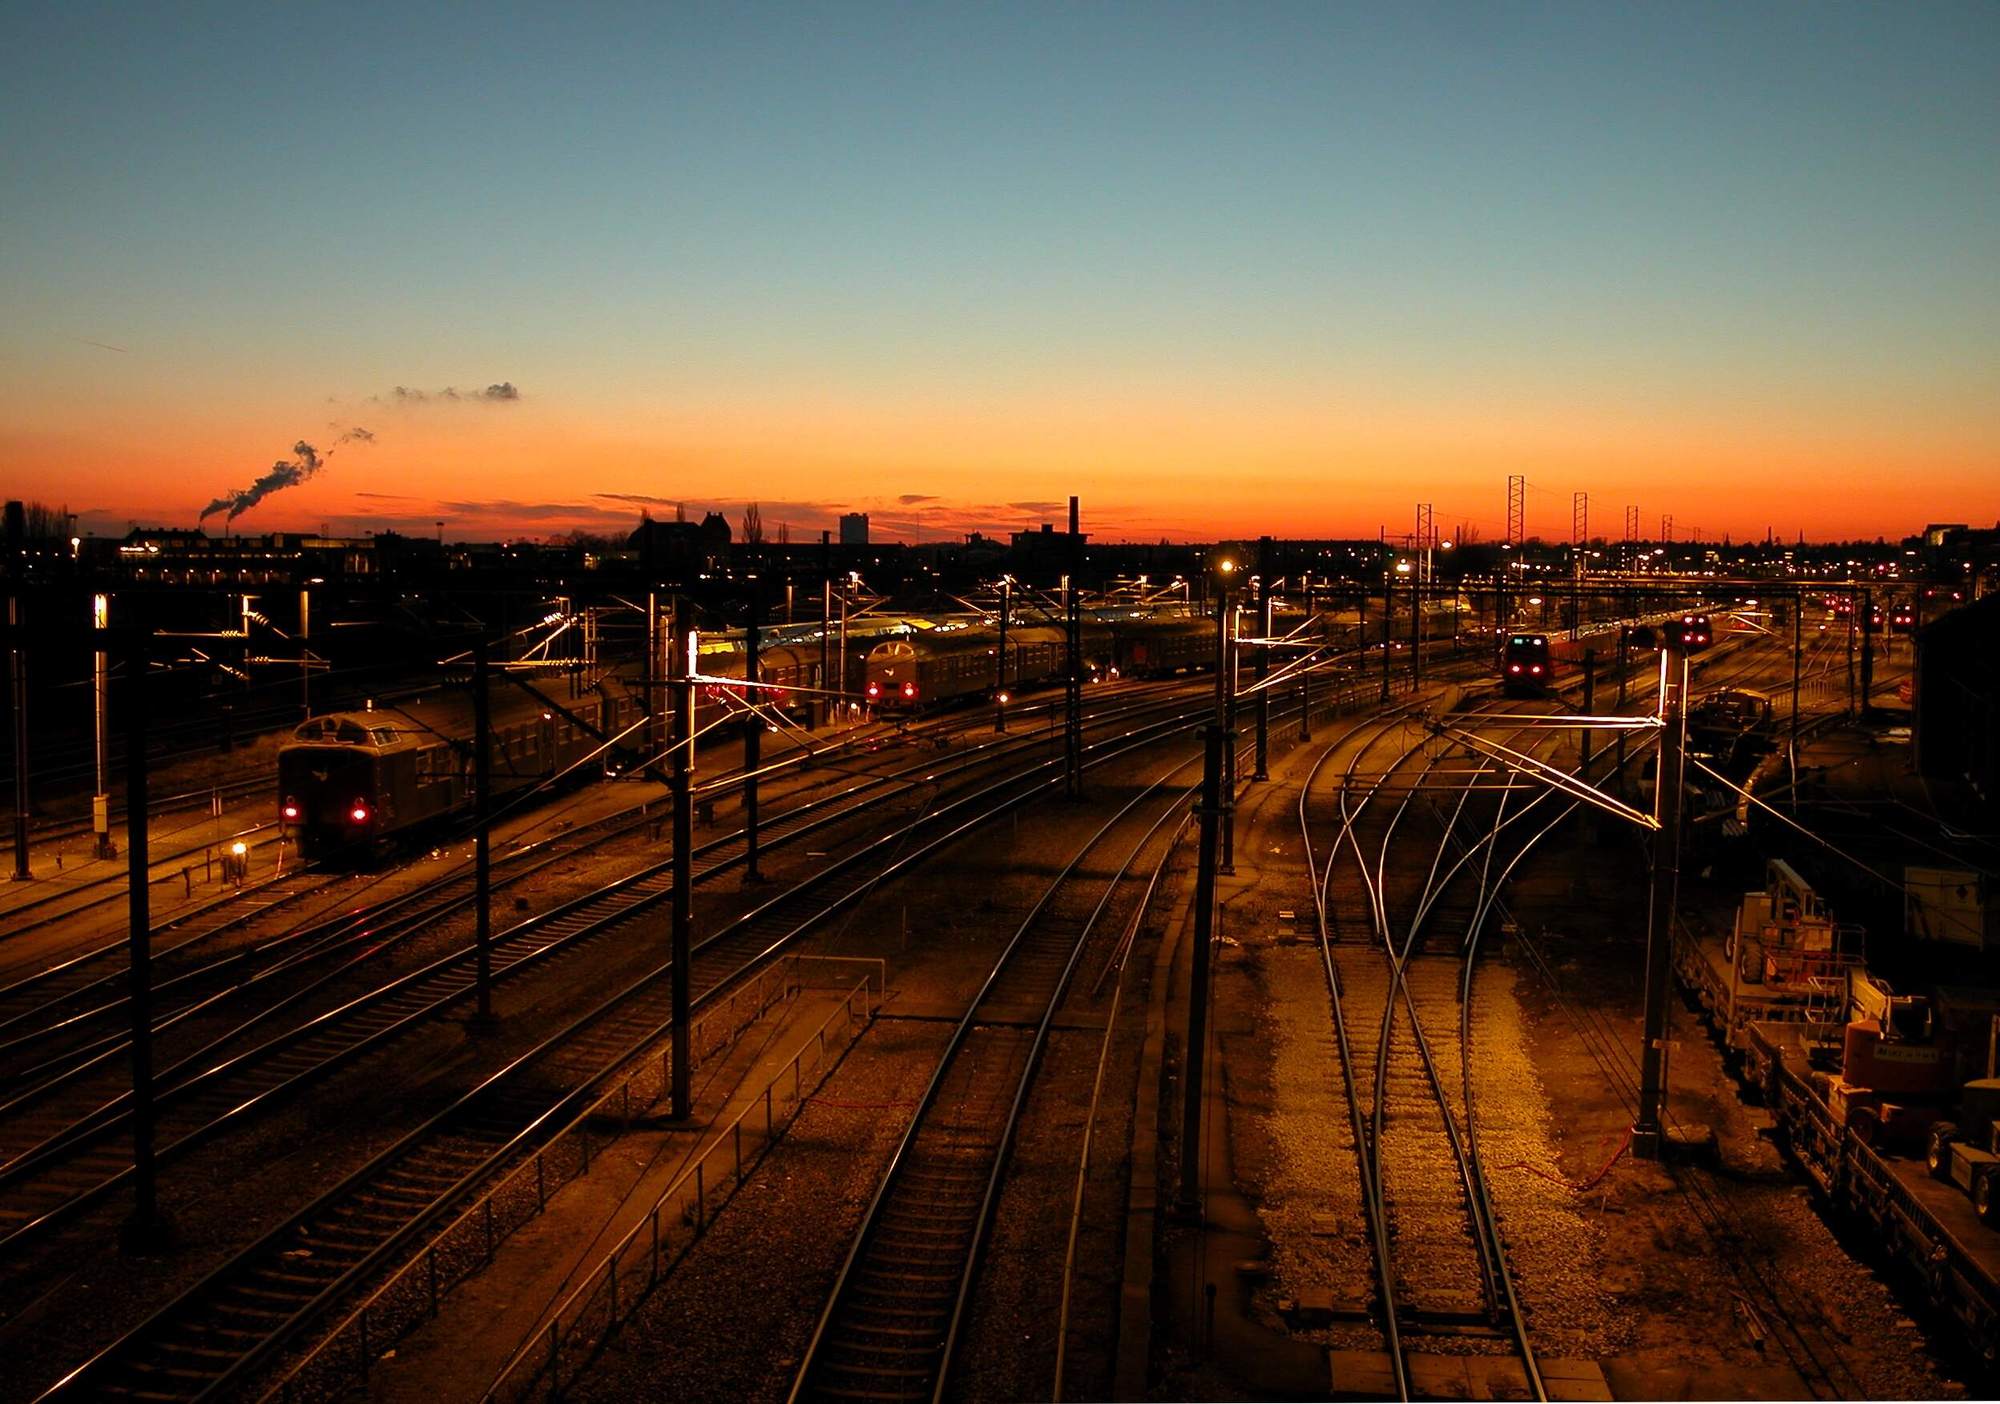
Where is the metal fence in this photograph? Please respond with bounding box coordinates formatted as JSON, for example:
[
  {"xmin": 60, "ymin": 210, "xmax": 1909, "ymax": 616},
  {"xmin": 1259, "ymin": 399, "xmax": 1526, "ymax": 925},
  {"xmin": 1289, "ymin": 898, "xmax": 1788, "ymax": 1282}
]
[
  {"xmin": 486, "ymin": 966, "xmax": 881, "ymax": 1403},
  {"xmin": 262, "ymin": 955, "xmax": 832, "ymax": 1403}
]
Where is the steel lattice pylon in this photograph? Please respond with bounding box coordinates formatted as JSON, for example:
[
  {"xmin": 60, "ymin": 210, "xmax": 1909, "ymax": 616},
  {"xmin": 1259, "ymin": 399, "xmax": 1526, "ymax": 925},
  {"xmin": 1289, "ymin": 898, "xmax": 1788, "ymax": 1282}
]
[{"xmin": 1506, "ymin": 474, "xmax": 1526, "ymax": 546}]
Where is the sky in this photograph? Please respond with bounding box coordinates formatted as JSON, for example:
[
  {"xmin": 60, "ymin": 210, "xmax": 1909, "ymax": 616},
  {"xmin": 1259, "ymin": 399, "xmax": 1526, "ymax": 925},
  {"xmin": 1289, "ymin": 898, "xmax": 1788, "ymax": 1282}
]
[{"xmin": 2, "ymin": 1, "xmax": 1995, "ymax": 545}]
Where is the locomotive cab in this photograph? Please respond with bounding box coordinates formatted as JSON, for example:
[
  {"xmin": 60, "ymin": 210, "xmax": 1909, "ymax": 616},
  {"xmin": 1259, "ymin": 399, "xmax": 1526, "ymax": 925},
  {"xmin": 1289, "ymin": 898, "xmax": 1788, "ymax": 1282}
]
[{"xmin": 1501, "ymin": 634, "xmax": 1554, "ymax": 697}]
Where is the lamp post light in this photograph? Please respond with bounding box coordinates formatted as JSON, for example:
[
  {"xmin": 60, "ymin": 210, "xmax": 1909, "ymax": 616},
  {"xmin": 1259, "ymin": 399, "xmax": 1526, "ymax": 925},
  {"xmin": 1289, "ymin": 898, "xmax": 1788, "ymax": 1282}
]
[
  {"xmin": 1396, "ymin": 559, "xmax": 1417, "ymax": 687},
  {"xmin": 93, "ymin": 593, "xmax": 114, "ymax": 859},
  {"xmin": 1179, "ymin": 554, "xmax": 1237, "ymax": 1215},
  {"xmin": 994, "ymin": 575, "xmax": 1012, "ymax": 732}
]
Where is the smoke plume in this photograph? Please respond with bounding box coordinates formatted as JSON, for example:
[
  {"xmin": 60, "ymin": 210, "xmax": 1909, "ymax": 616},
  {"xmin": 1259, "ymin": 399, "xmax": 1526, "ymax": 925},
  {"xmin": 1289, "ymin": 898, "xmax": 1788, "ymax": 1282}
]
[
  {"xmin": 199, "ymin": 426, "xmax": 374, "ymax": 521},
  {"xmin": 380, "ymin": 381, "xmax": 520, "ymax": 404}
]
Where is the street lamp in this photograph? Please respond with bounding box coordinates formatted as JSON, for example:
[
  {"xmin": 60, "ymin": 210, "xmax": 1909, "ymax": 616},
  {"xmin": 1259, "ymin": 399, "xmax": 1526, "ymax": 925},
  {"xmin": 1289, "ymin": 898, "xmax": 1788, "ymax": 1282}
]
[{"xmin": 1180, "ymin": 553, "xmax": 1237, "ymax": 1216}]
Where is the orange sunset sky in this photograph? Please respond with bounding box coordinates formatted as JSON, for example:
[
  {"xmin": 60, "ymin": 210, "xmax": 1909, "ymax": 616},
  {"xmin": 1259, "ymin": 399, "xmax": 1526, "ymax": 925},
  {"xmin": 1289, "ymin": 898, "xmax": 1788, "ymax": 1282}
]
[{"xmin": 4, "ymin": 5, "xmax": 1995, "ymax": 545}]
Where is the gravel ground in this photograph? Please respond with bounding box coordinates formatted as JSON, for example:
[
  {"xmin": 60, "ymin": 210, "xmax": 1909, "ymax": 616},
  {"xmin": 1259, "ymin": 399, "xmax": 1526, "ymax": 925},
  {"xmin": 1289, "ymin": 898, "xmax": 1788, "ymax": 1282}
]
[
  {"xmin": 1242, "ymin": 942, "xmax": 1375, "ymax": 1349},
  {"xmin": 1507, "ymin": 835, "xmax": 1965, "ymax": 1399},
  {"xmin": 570, "ymin": 1018, "xmax": 951, "ymax": 1402},
  {"xmin": 1468, "ymin": 960, "xmax": 1627, "ymax": 1359},
  {"xmin": 0, "ymin": 726, "xmax": 1006, "ymax": 1399}
]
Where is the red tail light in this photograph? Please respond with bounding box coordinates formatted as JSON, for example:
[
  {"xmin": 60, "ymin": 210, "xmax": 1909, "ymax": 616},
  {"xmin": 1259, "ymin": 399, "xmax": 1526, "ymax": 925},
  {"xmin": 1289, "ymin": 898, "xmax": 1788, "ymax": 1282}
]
[
  {"xmin": 866, "ymin": 681, "xmax": 881, "ymax": 700},
  {"xmin": 1529, "ymin": 665, "xmax": 1542, "ymax": 675},
  {"xmin": 1508, "ymin": 664, "xmax": 1522, "ymax": 674},
  {"xmin": 349, "ymin": 802, "xmax": 371, "ymax": 824},
  {"xmin": 282, "ymin": 803, "xmax": 300, "ymax": 821},
  {"xmin": 901, "ymin": 682, "xmax": 917, "ymax": 699}
]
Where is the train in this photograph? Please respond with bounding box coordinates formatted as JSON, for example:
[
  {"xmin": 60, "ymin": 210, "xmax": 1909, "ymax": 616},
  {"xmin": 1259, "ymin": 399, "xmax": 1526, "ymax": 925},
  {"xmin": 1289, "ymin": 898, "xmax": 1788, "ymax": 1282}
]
[
  {"xmin": 1500, "ymin": 633, "xmax": 1555, "ymax": 697},
  {"xmin": 278, "ymin": 682, "xmax": 647, "ymax": 859},
  {"xmin": 862, "ymin": 614, "xmax": 1218, "ymax": 711},
  {"xmin": 1673, "ymin": 613, "xmax": 1714, "ymax": 651},
  {"xmin": 275, "ymin": 615, "xmax": 1024, "ymax": 856}
]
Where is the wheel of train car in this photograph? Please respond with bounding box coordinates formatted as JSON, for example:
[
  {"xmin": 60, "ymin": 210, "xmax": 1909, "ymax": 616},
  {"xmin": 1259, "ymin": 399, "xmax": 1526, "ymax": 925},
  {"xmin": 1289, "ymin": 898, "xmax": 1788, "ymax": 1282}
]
[
  {"xmin": 1977, "ymin": 1169, "xmax": 2000, "ymax": 1228},
  {"xmin": 1927, "ymin": 1122, "xmax": 1957, "ymax": 1179}
]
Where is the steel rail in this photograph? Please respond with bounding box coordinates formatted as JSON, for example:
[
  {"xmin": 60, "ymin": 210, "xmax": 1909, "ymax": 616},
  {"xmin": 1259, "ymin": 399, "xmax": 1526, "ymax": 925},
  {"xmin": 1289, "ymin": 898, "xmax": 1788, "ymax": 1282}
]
[
  {"xmin": 0, "ymin": 689, "xmax": 1213, "ymax": 1257},
  {"xmin": 790, "ymin": 699, "xmax": 1310, "ymax": 1404},
  {"xmin": 41, "ymin": 681, "xmax": 1223, "ymax": 1403}
]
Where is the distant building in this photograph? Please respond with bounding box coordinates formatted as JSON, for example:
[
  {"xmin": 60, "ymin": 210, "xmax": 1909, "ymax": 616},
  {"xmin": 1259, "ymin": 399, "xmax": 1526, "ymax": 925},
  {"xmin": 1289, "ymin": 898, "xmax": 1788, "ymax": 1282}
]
[
  {"xmin": 629, "ymin": 513, "xmax": 730, "ymax": 580},
  {"xmin": 839, "ymin": 512, "xmax": 869, "ymax": 546}
]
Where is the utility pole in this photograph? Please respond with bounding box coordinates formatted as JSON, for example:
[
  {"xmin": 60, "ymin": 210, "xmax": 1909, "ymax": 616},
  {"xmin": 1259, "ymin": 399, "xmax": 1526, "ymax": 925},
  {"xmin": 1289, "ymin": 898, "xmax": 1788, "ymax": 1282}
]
[
  {"xmin": 1859, "ymin": 587, "xmax": 1876, "ymax": 720},
  {"xmin": 837, "ymin": 581, "xmax": 850, "ymax": 716},
  {"xmin": 298, "ymin": 586, "xmax": 312, "ymax": 722},
  {"xmin": 1579, "ymin": 649, "xmax": 1597, "ymax": 843},
  {"xmin": 94, "ymin": 593, "xmax": 114, "ymax": 859},
  {"xmin": 1299, "ymin": 574, "xmax": 1313, "ymax": 742},
  {"xmin": 1220, "ymin": 566, "xmax": 1238, "ymax": 875},
  {"xmin": 1379, "ymin": 557, "xmax": 1392, "ymax": 704},
  {"xmin": 994, "ymin": 575, "xmax": 1011, "ymax": 732},
  {"xmin": 1178, "ymin": 563, "xmax": 1232, "ymax": 1216},
  {"xmin": 1633, "ymin": 643, "xmax": 1688, "ymax": 1160},
  {"xmin": 670, "ymin": 602, "xmax": 694, "ymax": 1120},
  {"xmin": 472, "ymin": 639, "xmax": 495, "ymax": 1028},
  {"xmin": 647, "ymin": 589, "xmax": 661, "ymax": 764},
  {"xmin": 743, "ymin": 575, "xmax": 763, "ymax": 882},
  {"xmin": 1063, "ymin": 496, "xmax": 1084, "ymax": 799},
  {"xmin": 1613, "ymin": 628, "xmax": 1630, "ymax": 794},
  {"xmin": 1253, "ymin": 537, "xmax": 1271, "ymax": 781},
  {"xmin": 1408, "ymin": 559, "xmax": 1421, "ymax": 689},
  {"xmin": 120, "ymin": 621, "xmax": 170, "ymax": 1252},
  {"xmin": 1790, "ymin": 591, "xmax": 1803, "ymax": 808},
  {"xmin": 1845, "ymin": 584, "xmax": 1857, "ymax": 718},
  {"xmin": 1571, "ymin": 491, "xmax": 1588, "ymax": 642},
  {"xmin": 1414, "ymin": 505, "xmax": 1431, "ymax": 686},
  {"xmin": 8, "ymin": 590, "xmax": 28, "ymax": 880},
  {"xmin": 819, "ymin": 531, "xmax": 833, "ymax": 729}
]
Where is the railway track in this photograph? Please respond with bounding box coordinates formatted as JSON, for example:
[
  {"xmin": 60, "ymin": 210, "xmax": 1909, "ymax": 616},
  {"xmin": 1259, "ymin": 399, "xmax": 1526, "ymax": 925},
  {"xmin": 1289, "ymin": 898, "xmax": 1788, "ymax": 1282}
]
[
  {"xmin": 1289, "ymin": 628, "xmax": 1801, "ymax": 1398},
  {"xmin": 0, "ymin": 688, "xmax": 1219, "ymax": 1260},
  {"xmin": 15, "ymin": 776, "xmax": 270, "ymax": 852},
  {"xmin": 788, "ymin": 742, "xmax": 1229, "ymax": 1402},
  {"xmin": 38, "ymin": 676, "xmax": 1228, "ymax": 1401}
]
